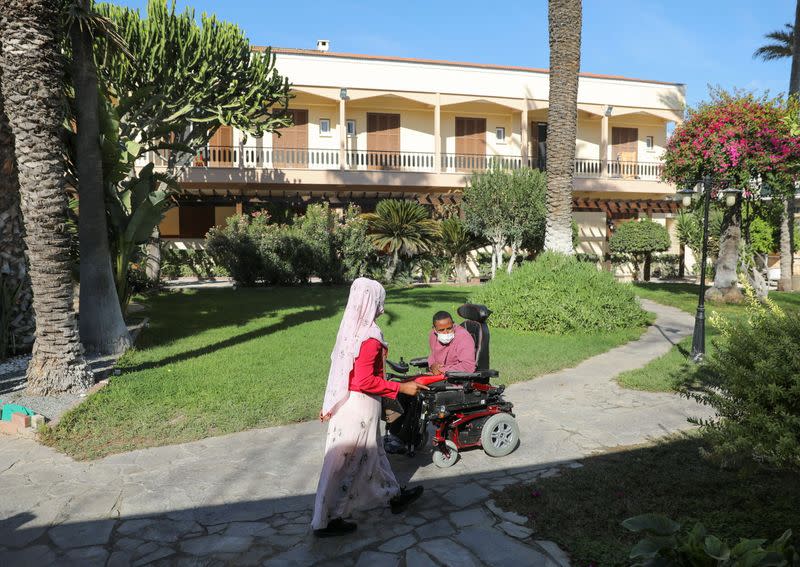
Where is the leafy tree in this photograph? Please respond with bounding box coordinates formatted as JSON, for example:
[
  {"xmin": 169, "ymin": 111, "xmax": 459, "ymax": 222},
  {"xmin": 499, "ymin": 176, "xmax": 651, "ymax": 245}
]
[
  {"xmin": 662, "ymin": 90, "xmax": 800, "ymax": 301},
  {"xmin": 0, "ymin": 0, "xmax": 93, "ymax": 393},
  {"xmin": 439, "ymin": 218, "xmax": 484, "ymax": 284},
  {"xmin": 362, "ymin": 199, "xmax": 438, "ymax": 281},
  {"xmin": 463, "ymin": 168, "xmax": 509, "ymax": 278},
  {"xmin": 544, "ymin": 0, "xmax": 581, "ymax": 254},
  {"xmin": 608, "ymin": 219, "xmax": 671, "ymax": 281}
]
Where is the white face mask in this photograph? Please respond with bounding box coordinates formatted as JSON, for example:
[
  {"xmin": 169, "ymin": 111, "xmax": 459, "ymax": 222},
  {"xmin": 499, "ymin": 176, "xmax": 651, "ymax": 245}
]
[{"xmin": 437, "ymin": 332, "xmax": 455, "ymax": 345}]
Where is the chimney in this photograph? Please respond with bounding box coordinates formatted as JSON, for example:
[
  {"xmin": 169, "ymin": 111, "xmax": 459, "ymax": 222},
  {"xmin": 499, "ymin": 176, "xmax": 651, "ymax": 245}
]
[{"xmin": 316, "ymin": 39, "xmax": 330, "ymax": 52}]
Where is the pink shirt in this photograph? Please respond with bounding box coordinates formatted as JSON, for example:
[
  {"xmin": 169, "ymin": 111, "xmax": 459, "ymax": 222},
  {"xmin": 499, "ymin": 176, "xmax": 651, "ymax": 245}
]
[{"xmin": 428, "ymin": 325, "xmax": 476, "ymax": 373}]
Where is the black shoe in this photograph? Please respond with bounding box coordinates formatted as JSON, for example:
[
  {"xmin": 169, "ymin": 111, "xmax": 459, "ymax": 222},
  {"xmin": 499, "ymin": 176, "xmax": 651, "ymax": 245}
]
[
  {"xmin": 313, "ymin": 518, "xmax": 357, "ymax": 538},
  {"xmin": 390, "ymin": 486, "xmax": 424, "ymax": 515}
]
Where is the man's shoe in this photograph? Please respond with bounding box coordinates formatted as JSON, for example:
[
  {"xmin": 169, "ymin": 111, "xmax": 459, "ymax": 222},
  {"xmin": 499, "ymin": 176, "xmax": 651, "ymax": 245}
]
[
  {"xmin": 390, "ymin": 486, "xmax": 424, "ymax": 514},
  {"xmin": 313, "ymin": 518, "xmax": 357, "ymax": 538}
]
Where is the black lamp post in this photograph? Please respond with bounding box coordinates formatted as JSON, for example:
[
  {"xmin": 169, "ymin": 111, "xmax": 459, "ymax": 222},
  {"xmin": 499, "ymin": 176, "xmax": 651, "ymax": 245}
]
[{"xmin": 677, "ymin": 176, "xmax": 742, "ymax": 362}]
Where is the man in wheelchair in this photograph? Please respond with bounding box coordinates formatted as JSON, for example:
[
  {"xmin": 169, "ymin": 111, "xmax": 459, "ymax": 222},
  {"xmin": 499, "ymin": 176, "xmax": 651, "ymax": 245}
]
[{"xmin": 383, "ymin": 311, "xmax": 476, "ymax": 454}]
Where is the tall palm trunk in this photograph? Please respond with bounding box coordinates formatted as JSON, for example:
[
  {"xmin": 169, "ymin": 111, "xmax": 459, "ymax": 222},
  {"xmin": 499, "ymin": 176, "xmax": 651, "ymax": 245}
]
[
  {"xmin": 779, "ymin": 0, "xmax": 800, "ymax": 291},
  {"xmin": 707, "ymin": 199, "xmax": 744, "ymax": 303},
  {"xmin": 0, "ymin": 0, "xmax": 93, "ymax": 393},
  {"xmin": 544, "ymin": 0, "xmax": 581, "ymax": 254},
  {"xmin": 0, "ymin": 75, "xmax": 35, "ymax": 356},
  {"xmin": 70, "ymin": 0, "xmax": 132, "ymax": 354}
]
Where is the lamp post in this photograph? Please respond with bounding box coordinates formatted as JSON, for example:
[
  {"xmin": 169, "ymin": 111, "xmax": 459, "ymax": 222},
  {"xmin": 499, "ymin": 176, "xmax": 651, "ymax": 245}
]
[{"xmin": 677, "ymin": 176, "xmax": 742, "ymax": 362}]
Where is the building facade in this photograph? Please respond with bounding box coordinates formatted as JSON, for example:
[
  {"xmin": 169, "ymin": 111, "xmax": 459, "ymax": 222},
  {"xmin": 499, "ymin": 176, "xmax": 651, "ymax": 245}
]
[{"xmin": 157, "ymin": 43, "xmax": 687, "ymax": 263}]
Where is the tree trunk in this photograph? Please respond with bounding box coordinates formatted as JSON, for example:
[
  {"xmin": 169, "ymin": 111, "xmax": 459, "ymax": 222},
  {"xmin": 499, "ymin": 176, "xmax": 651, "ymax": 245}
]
[
  {"xmin": 778, "ymin": 199, "xmax": 795, "ymax": 291},
  {"xmin": 145, "ymin": 228, "xmax": 161, "ymax": 280},
  {"xmin": 507, "ymin": 240, "xmax": 520, "ymax": 274},
  {"xmin": 454, "ymin": 261, "xmax": 469, "ymax": 284},
  {"xmin": 0, "ymin": 0, "xmax": 93, "ymax": 393},
  {"xmin": 544, "ymin": 0, "xmax": 581, "ymax": 254},
  {"xmin": 643, "ymin": 252, "xmax": 652, "ymax": 281},
  {"xmin": 385, "ymin": 249, "xmax": 399, "ymax": 282},
  {"xmin": 71, "ymin": 3, "xmax": 132, "ymax": 354},
  {"xmin": 678, "ymin": 243, "xmax": 686, "ymax": 278},
  {"xmin": 490, "ymin": 246, "xmax": 497, "ymax": 279},
  {"xmin": 0, "ymin": 65, "xmax": 35, "ymax": 357},
  {"xmin": 706, "ymin": 200, "xmax": 743, "ymax": 303}
]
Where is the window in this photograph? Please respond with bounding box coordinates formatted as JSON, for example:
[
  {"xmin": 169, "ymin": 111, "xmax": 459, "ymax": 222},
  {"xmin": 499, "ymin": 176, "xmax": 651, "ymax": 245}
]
[
  {"xmin": 495, "ymin": 127, "xmax": 506, "ymax": 143},
  {"xmin": 346, "ymin": 119, "xmax": 356, "ymax": 137},
  {"xmin": 319, "ymin": 118, "xmax": 331, "ymax": 136},
  {"xmin": 646, "ymin": 135, "xmax": 654, "ymax": 150}
]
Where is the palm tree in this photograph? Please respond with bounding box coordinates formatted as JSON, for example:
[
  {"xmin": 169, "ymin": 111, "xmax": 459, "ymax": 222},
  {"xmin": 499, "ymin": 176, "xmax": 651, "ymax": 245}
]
[
  {"xmin": 0, "ymin": 78, "xmax": 34, "ymax": 359},
  {"xmin": 0, "ymin": 0, "xmax": 93, "ymax": 393},
  {"xmin": 362, "ymin": 199, "xmax": 438, "ymax": 281},
  {"xmin": 67, "ymin": 0, "xmax": 132, "ymax": 354},
  {"xmin": 754, "ymin": 3, "xmax": 800, "ymax": 291},
  {"xmin": 439, "ymin": 218, "xmax": 484, "ymax": 284},
  {"xmin": 753, "ymin": 23, "xmax": 794, "ymax": 61},
  {"xmin": 544, "ymin": 0, "xmax": 582, "ymax": 254}
]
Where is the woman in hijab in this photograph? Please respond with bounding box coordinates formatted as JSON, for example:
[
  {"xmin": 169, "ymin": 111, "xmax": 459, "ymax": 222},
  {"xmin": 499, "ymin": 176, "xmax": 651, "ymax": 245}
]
[{"xmin": 311, "ymin": 277, "xmax": 428, "ymax": 538}]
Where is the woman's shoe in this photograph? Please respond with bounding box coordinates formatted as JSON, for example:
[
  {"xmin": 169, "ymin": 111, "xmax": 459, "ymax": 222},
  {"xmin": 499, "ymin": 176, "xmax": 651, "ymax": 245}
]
[
  {"xmin": 390, "ymin": 486, "xmax": 424, "ymax": 514},
  {"xmin": 313, "ymin": 518, "xmax": 357, "ymax": 538}
]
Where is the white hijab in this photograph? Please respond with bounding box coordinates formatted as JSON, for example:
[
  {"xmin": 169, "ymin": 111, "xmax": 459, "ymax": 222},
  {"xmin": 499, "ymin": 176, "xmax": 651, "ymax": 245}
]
[{"xmin": 321, "ymin": 278, "xmax": 388, "ymax": 418}]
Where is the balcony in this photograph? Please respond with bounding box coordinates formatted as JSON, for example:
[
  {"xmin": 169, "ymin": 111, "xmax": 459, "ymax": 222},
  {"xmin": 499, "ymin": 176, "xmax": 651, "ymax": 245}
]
[{"xmin": 191, "ymin": 145, "xmax": 663, "ymax": 181}]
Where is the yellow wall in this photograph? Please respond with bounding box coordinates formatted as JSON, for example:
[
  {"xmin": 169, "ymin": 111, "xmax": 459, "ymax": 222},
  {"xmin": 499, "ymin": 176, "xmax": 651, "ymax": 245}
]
[
  {"xmin": 214, "ymin": 206, "xmax": 236, "ymax": 227},
  {"xmin": 160, "ymin": 207, "xmax": 180, "ymax": 236}
]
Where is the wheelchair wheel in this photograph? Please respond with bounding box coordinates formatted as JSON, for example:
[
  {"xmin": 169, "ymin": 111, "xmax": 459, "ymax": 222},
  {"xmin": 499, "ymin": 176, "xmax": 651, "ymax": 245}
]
[
  {"xmin": 432, "ymin": 440, "xmax": 459, "ymax": 468},
  {"xmin": 481, "ymin": 413, "xmax": 520, "ymax": 457}
]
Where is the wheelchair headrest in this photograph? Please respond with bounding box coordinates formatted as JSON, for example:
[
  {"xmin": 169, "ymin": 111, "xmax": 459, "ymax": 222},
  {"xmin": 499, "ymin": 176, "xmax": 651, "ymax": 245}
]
[{"xmin": 457, "ymin": 303, "xmax": 492, "ymax": 323}]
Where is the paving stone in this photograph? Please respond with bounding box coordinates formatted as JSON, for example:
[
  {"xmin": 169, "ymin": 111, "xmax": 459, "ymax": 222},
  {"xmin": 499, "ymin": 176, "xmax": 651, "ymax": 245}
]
[
  {"xmin": 389, "ymin": 522, "xmax": 415, "ymax": 536},
  {"xmin": 378, "ymin": 533, "xmax": 417, "ymax": 553},
  {"xmin": 540, "ymin": 468, "xmax": 561, "ymax": 478},
  {"xmin": 405, "ymin": 547, "xmax": 438, "ymax": 567},
  {"xmin": 485, "ymin": 499, "xmax": 528, "ymax": 525},
  {"xmin": 405, "ymin": 516, "xmax": 427, "ymax": 526},
  {"xmin": 128, "ymin": 518, "xmax": 203, "ymax": 543},
  {"xmin": 0, "ymin": 544, "xmax": 57, "ymax": 566},
  {"xmin": 419, "ymin": 538, "xmax": 483, "ymax": 567},
  {"xmin": 117, "ymin": 518, "xmax": 156, "ymax": 535},
  {"xmin": 113, "ymin": 537, "xmax": 144, "ymax": 551},
  {"xmin": 355, "ymin": 550, "xmax": 400, "ymax": 567},
  {"xmin": 230, "ymin": 546, "xmax": 273, "ymax": 566},
  {"xmin": 48, "ymin": 519, "xmax": 116, "ymax": 548},
  {"xmin": 414, "ymin": 518, "xmax": 454, "ymax": 540},
  {"xmin": 566, "ymin": 462, "xmax": 584, "ymax": 469},
  {"xmin": 279, "ymin": 523, "xmax": 309, "ymax": 536},
  {"xmin": 222, "ymin": 520, "xmax": 276, "ymax": 538},
  {"xmin": 499, "ymin": 520, "xmax": 534, "ymax": 539},
  {"xmin": 456, "ymin": 526, "xmax": 550, "ymax": 567},
  {"xmin": 108, "ymin": 550, "xmax": 134, "ymax": 567},
  {"xmin": 62, "ymin": 546, "xmax": 109, "ymax": 567},
  {"xmin": 261, "ymin": 542, "xmax": 327, "ymax": 566},
  {"xmin": 180, "ymin": 534, "xmax": 253, "ymax": 555},
  {"xmin": 132, "ymin": 546, "xmax": 174, "ymax": 566},
  {"xmin": 449, "ymin": 507, "xmax": 493, "ymax": 528},
  {"xmin": 442, "ymin": 484, "xmax": 491, "ymax": 508},
  {"xmin": 419, "ymin": 509, "xmax": 441, "ymax": 520},
  {"xmin": 535, "ymin": 540, "xmax": 572, "ymax": 567},
  {"xmin": 131, "ymin": 540, "xmax": 160, "ymax": 559}
]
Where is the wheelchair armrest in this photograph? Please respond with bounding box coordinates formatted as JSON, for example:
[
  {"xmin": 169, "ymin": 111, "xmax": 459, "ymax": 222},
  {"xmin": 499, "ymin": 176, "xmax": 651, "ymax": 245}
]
[
  {"xmin": 409, "ymin": 357, "xmax": 429, "ymax": 369},
  {"xmin": 444, "ymin": 369, "xmax": 500, "ymax": 384},
  {"xmin": 386, "ymin": 359, "xmax": 409, "ymax": 374}
]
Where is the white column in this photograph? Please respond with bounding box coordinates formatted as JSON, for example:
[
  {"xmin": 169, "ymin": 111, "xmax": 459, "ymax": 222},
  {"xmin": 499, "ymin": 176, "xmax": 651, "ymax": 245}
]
[
  {"xmin": 339, "ymin": 94, "xmax": 346, "ymax": 170},
  {"xmin": 521, "ymin": 100, "xmax": 529, "ymax": 167},
  {"xmin": 434, "ymin": 93, "xmax": 441, "ymax": 173},
  {"xmin": 600, "ymin": 114, "xmax": 609, "ymax": 178}
]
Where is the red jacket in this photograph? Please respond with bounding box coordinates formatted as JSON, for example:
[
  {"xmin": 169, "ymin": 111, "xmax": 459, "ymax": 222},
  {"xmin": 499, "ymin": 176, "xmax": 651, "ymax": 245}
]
[{"xmin": 349, "ymin": 338, "xmax": 400, "ymax": 399}]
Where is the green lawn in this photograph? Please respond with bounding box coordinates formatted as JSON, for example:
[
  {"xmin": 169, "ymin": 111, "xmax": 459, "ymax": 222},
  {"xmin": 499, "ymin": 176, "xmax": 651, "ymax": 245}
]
[
  {"xmin": 495, "ymin": 434, "xmax": 800, "ymax": 567},
  {"xmin": 618, "ymin": 284, "xmax": 800, "ymax": 392},
  {"xmin": 43, "ymin": 285, "xmax": 647, "ymax": 460}
]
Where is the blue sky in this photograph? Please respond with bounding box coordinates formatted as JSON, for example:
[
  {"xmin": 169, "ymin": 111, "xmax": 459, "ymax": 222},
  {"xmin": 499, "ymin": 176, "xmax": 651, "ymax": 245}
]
[{"xmin": 114, "ymin": 0, "xmax": 797, "ymax": 107}]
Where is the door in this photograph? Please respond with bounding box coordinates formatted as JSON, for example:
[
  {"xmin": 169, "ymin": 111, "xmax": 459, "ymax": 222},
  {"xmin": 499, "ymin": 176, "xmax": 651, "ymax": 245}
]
[
  {"xmin": 272, "ymin": 109, "xmax": 309, "ymax": 168},
  {"xmin": 206, "ymin": 126, "xmax": 233, "ymax": 167},
  {"xmin": 611, "ymin": 127, "xmax": 638, "ymax": 178},
  {"xmin": 455, "ymin": 117, "xmax": 487, "ymax": 172},
  {"xmin": 367, "ymin": 113, "xmax": 401, "ymax": 170},
  {"xmin": 530, "ymin": 122, "xmax": 547, "ymax": 170}
]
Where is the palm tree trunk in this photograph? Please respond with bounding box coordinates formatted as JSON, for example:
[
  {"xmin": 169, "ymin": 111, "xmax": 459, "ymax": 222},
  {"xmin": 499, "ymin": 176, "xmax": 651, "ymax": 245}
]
[
  {"xmin": 544, "ymin": 0, "xmax": 581, "ymax": 254},
  {"xmin": 70, "ymin": 1, "xmax": 132, "ymax": 354},
  {"xmin": 454, "ymin": 260, "xmax": 468, "ymax": 284},
  {"xmin": 706, "ymin": 200, "xmax": 744, "ymax": 303},
  {"xmin": 0, "ymin": 0, "xmax": 93, "ymax": 394},
  {"xmin": 779, "ymin": 0, "xmax": 800, "ymax": 291},
  {"xmin": 0, "ymin": 82, "xmax": 35, "ymax": 356}
]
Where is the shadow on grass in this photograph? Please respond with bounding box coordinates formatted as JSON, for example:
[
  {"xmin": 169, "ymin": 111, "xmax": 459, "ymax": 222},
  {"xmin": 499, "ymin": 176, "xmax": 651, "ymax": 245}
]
[{"xmin": 495, "ymin": 435, "xmax": 800, "ymax": 566}]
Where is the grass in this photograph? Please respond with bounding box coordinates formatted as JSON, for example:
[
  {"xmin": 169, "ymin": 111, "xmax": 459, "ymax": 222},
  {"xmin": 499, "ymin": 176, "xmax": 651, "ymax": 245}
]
[
  {"xmin": 42, "ymin": 285, "xmax": 648, "ymax": 460},
  {"xmin": 495, "ymin": 435, "xmax": 800, "ymax": 566},
  {"xmin": 618, "ymin": 283, "xmax": 800, "ymax": 392}
]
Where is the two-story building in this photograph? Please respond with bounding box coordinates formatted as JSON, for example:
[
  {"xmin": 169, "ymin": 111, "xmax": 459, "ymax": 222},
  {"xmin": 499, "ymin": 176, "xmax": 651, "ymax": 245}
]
[{"xmin": 158, "ymin": 41, "xmax": 686, "ymax": 261}]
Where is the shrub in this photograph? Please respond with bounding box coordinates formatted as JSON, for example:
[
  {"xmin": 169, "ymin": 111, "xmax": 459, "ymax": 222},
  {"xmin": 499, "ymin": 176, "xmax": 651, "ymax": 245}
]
[
  {"xmin": 651, "ymin": 253, "xmax": 682, "ymax": 279},
  {"xmin": 469, "ymin": 252, "xmax": 649, "ymax": 334},
  {"xmin": 684, "ymin": 283, "xmax": 800, "ymax": 470},
  {"xmin": 336, "ymin": 205, "xmax": 384, "ymax": 282},
  {"xmin": 161, "ymin": 248, "xmax": 223, "ymax": 279},
  {"xmin": 609, "ymin": 219, "xmax": 671, "ymax": 281},
  {"xmin": 206, "ymin": 214, "xmax": 264, "ymax": 286},
  {"xmin": 623, "ymin": 513, "xmax": 798, "ymax": 566}
]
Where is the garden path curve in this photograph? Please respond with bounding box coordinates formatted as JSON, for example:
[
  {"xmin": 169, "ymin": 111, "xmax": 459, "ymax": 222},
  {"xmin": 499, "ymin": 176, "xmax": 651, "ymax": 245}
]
[{"xmin": 0, "ymin": 299, "xmax": 713, "ymax": 566}]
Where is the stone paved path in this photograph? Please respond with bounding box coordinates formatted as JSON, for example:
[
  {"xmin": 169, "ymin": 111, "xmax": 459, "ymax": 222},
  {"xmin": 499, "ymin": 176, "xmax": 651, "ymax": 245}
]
[{"xmin": 0, "ymin": 300, "xmax": 712, "ymax": 566}]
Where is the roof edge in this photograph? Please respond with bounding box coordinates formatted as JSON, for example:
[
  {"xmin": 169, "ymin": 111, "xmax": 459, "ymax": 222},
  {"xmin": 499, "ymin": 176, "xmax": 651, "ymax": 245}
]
[{"xmin": 252, "ymin": 46, "xmax": 685, "ymax": 87}]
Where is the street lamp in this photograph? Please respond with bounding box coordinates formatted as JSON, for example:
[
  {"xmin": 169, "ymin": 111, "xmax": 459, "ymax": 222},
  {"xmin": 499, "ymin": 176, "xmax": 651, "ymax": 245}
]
[{"xmin": 677, "ymin": 177, "xmax": 742, "ymax": 362}]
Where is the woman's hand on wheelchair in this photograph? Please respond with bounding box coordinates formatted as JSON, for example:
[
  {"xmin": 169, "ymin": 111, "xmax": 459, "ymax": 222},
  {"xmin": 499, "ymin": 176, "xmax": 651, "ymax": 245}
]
[{"xmin": 398, "ymin": 381, "xmax": 430, "ymax": 396}]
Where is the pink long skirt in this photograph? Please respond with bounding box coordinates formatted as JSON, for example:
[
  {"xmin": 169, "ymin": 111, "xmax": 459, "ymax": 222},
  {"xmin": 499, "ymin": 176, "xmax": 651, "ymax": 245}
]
[{"xmin": 311, "ymin": 392, "xmax": 401, "ymax": 530}]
